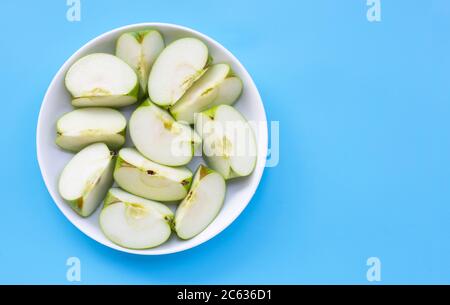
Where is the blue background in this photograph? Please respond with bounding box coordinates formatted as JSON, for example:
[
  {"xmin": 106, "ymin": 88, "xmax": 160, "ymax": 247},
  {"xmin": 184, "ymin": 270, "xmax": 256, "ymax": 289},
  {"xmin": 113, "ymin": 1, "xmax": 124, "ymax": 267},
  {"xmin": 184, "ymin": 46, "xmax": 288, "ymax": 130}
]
[{"xmin": 0, "ymin": 0, "xmax": 448, "ymax": 284}]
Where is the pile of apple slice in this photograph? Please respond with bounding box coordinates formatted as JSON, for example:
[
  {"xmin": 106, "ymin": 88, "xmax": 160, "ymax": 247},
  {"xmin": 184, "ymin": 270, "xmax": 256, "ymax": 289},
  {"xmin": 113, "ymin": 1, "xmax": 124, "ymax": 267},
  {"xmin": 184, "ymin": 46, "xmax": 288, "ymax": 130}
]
[{"xmin": 56, "ymin": 29, "xmax": 257, "ymax": 249}]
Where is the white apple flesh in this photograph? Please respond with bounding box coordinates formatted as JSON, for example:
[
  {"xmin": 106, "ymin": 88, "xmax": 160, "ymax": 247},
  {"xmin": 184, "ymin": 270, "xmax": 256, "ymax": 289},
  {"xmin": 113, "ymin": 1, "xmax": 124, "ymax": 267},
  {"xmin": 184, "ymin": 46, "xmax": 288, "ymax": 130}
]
[
  {"xmin": 213, "ymin": 77, "xmax": 243, "ymax": 105},
  {"xmin": 65, "ymin": 53, "xmax": 139, "ymax": 107},
  {"xmin": 174, "ymin": 165, "xmax": 226, "ymax": 239},
  {"xmin": 114, "ymin": 148, "xmax": 192, "ymax": 201},
  {"xmin": 170, "ymin": 64, "xmax": 243, "ymax": 124},
  {"xmin": 195, "ymin": 105, "xmax": 257, "ymax": 179},
  {"xmin": 100, "ymin": 188, "xmax": 173, "ymax": 249},
  {"xmin": 148, "ymin": 38, "xmax": 209, "ymax": 107},
  {"xmin": 58, "ymin": 143, "xmax": 115, "ymax": 217},
  {"xmin": 129, "ymin": 99, "xmax": 201, "ymax": 166},
  {"xmin": 56, "ymin": 108, "xmax": 126, "ymax": 152},
  {"xmin": 116, "ymin": 30, "xmax": 164, "ymax": 95}
]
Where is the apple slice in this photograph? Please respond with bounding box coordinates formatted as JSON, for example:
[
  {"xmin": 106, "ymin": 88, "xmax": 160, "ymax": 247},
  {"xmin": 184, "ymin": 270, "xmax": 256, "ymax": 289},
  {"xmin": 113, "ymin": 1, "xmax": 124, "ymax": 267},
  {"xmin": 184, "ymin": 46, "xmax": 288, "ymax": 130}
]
[
  {"xmin": 129, "ymin": 99, "xmax": 201, "ymax": 166},
  {"xmin": 65, "ymin": 53, "xmax": 139, "ymax": 107},
  {"xmin": 148, "ymin": 38, "xmax": 209, "ymax": 107},
  {"xmin": 116, "ymin": 30, "xmax": 164, "ymax": 95},
  {"xmin": 100, "ymin": 188, "xmax": 173, "ymax": 249},
  {"xmin": 55, "ymin": 108, "xmax": 126, "ymax": 152},
  {"xmin": 170, "ymin": 64, "xmax": 243, "ymax": 124},
  {"xmin": 58, "ymin": 143, "xmax": 115, "ymax": 217},
  {"xmin": 114, "ymin": 148, "xmax": 192, "ymax": 201},
  {"xmin": 213, "ymin": 77, "xmax": 243, "ymax": 105},
  {"xmin": 174, "ymin": 165, "xmax": 226, "ymax": 239},
  {"xmin": 195, "ymin": 105, "xmax": 257, "ymax": 179}
]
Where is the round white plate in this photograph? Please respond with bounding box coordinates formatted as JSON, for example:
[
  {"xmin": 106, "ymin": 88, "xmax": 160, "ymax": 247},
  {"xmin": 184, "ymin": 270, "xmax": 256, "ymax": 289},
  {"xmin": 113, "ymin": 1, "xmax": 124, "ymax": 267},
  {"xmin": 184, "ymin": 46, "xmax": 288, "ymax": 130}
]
[{"xmin": 37, "ymin": 23, "xmax": 267, "ymax": 255}]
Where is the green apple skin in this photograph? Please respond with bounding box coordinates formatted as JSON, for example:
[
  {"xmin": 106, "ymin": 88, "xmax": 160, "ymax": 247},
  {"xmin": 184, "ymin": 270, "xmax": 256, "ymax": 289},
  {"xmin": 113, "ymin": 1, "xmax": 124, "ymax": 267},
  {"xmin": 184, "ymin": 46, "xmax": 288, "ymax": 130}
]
[
  {"xmin": 174, "ymin": 165, "xmax": 226, "ymax": 240},
  {"xmin": 113, "ymin": 148, "xmax": 193, "ymax": 202}
]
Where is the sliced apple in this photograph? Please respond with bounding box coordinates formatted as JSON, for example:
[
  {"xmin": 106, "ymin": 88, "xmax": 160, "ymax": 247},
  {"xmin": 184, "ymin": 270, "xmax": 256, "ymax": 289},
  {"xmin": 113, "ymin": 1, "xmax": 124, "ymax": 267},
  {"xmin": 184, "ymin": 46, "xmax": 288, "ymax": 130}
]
[
  {"xmin": 116, "ymin": 30, "xmax": 164, "ymax": 95},
  {"xmin": 174, "ymin": 165, "xmax": 226, "ymax": 239},
  {"xmin": 214, "ymin": 77, "xmax": 243, "ymax": 104},
  {"xmin": 170, "ymin": 64, "xmax": 243, "ymax": 124},
  {"xmin": 148, "ymin": 38, "xmax": 209, "ymax": 107},
  {"xmin": 65, "ymin": 53, "xmax": 139, "ymax": 107},
  {"xmin": 195, "ymin": 105, "xmax": 257, "ymax": 179},
  {"xmin": 55, "ymin": 108, "xmax": 126, "ymax": 152},
  {"xmin": 58, "ymin": 143, "xmax": 115, "ymax": 217},
  {"xmin": 100, "ymin": 188, "xmax": 173, "ymax": 249},
  {"xmin": 114, "ymin": 148, "xmax": 192, "ymax": 201},
  {"xmin": 129, "ymin": 99, "xmax": 201, "ymax": 166}
]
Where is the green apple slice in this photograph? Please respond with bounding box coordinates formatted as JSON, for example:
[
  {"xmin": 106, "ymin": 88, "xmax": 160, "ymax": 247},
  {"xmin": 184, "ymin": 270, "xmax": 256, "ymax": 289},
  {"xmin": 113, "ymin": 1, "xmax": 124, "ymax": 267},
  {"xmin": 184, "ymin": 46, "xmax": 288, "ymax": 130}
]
[
  {"xmin": 170, "ymin": 64, "xmax": 243, "ymax": 124},
  {"xmin": 116, "ymin": 30, "xmax": 164, "ymax": 95},
  {"xmin": 100, "ymin": 188, "xmax": 173, "ymax": 249},
  {"xmin": 148, "ymin": 38, "xmax": 209, "ymax": 107},
  {"xmin": 114, "ymin": 147, "xmax": 192, "ymax": 201},
  {"xmin": 195, "ymin": 105, "xmax": 257, "ymax": 179},
  {"xmin": 175, "ymin": 165, "xmax": 226, "ymax": 239},
  {"xmin": 55, "ymin": 108, "xmax": 126, "ymax": 152},
  {"xmin": 58, "ymin": 143, "xmax": 115, "ymax": 217},
  {"xmin": 129, "ymin": 99, "xmax": 201, "ymax": 166},
  {"xmin": 65, "ymin": 53, "xmax": 139, "ymax": 107},
  {"xmin": 214, "ymin": 77, "xmax": 243, "ymax": 104}
]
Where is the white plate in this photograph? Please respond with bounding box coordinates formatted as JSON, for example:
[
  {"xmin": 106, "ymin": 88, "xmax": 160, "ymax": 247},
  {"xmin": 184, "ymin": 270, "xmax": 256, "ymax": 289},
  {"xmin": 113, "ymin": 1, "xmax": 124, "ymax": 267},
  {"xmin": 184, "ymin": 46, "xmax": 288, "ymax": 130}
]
[{"xmin": 36, "ymin": 23, "xmax": 267, "ymax": 255}]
